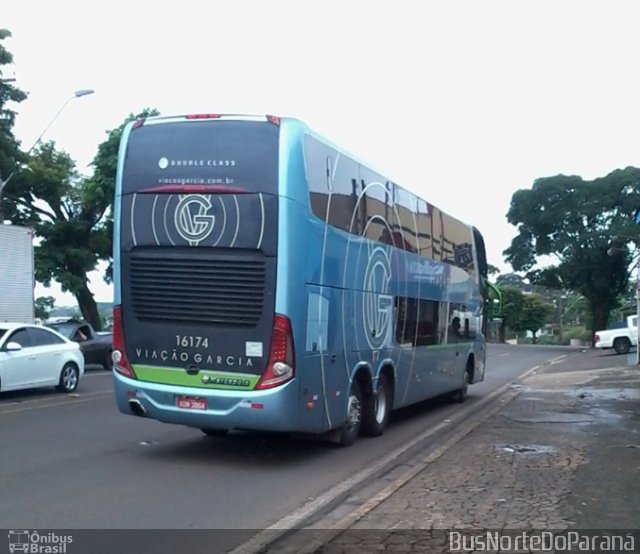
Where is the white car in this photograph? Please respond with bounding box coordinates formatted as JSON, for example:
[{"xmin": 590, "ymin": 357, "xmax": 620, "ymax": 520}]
[{"xmin": 0, "ymin": 323, "xmax": 85, "ymax": 393}]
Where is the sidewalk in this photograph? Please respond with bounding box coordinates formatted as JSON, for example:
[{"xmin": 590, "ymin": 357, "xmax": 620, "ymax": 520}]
[{"xmin": 283, "ymin": 349, "xmax": 640, "ymax": 552}]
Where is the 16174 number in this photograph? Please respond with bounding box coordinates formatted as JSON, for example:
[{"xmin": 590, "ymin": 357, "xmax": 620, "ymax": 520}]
[{"xmin": 176, "ymin": 335, "xmax": 209, "ymax": 348}]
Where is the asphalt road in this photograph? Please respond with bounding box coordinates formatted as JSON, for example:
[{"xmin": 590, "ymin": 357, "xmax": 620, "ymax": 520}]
[{"xmin": 0, "ymin": 344, "xmax": 582, "ymax": 540}]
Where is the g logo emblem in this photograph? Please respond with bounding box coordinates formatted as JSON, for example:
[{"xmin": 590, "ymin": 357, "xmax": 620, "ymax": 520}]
[
  {"xmin": 174, "ymin": 195, "xmax": 216, "ymax": 246},
  {"xmin": 363, "ymin": 246, "xmax": 393, "ymax": 350}
]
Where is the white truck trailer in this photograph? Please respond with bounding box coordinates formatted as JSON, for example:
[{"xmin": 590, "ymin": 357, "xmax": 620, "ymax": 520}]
[{"xmin": 0, "ymin": 224, "xmax": 35, "ymax": 323}]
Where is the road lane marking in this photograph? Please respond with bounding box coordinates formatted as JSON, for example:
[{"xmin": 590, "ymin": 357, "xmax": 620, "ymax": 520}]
[
  {"xmin": 0, "ymin": 388, "xmax": 113, "ymax": 406},
  {"xmin": 0, "ymin": 390, "xmax": 114, "ymax": 414},
  {"xmin": 229, "ymin": 361, "xmax": 543, "ymax": 554}
]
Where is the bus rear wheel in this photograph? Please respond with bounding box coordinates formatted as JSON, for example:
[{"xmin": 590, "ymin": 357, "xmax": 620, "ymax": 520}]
[
  {"xmin": 337, "ymin": 380, "xmax": 362, "ymax": 447},
  {"xmin": 362, "ymin": 374, "xmax": 391, "ymax": 437}
]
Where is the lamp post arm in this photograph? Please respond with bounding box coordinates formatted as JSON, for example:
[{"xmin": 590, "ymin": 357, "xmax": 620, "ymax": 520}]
[
  {"xmin": 0, "ymin": 89, "xmax": 94, "ymax": 208},
  {"xmin": 0, "ymin": 97, "xmax": 71, "ymax": 199},
  {"xmin": 636, "ymin": 255, "xmax": 639, "ymax": 365},
  {"xmin": 0, "ymin": 171, "xmax": 15, "ymax": 199},
  {"xmin": 26, "ymin": 95, "xmax": 74, "ymax": 156},
  {"xmin": 0, "ymin": 97, "xmax": 68, "ymax": 197}
]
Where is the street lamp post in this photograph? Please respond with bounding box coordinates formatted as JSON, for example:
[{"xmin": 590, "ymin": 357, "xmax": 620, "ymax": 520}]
[
  {"xmin": 608, "ymin": 242, "xmax": 640, "ymax": 365},
  {"xmin": 558, "ymin": 293, "xmax": 567, "ymax": 344},
  {"xmin": 636, "ymin": 256, "xmax": 640, "ymax": 365},
  {"xmin": 0, "ymin": 89, "xmax": 95, "ymax": 203}
]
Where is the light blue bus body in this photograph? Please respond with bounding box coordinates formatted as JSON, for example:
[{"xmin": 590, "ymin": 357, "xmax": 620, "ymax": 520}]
[{"xmin": 112, "ymin": 114, "xmax": 488, "ymax": 444}]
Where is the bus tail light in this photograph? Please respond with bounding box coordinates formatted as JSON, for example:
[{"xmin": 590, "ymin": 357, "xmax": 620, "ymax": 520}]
[
  {"xmin": 112, "ymin": 306, "xmax": 137, "ymax": 379},
  {"xmin": 256, "ymin": 314, "xmax": 295, "ymax": 389}
]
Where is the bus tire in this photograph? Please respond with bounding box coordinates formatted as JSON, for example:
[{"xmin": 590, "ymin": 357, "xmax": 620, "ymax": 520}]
[
  {"xmin": 337, "ymin": 380, "xmax": 363, "ymax": 447},
  {"xmin": 450, "ymin": 367, "xmax": 470, "ymax": 404},
  {"xmin": 362, "ymin": 373, "xmax": 391, "ymax": 437}
]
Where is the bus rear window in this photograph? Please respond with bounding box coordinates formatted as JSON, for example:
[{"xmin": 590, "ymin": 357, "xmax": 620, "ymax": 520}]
[{"xmin": 122, "ymin": 120, "xmax": 279, "ymax": 195}]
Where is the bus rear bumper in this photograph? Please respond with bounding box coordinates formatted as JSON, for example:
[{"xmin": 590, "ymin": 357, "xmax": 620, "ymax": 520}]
[{"xmin": 113, "ymin": 372, "xmax": 308, "ymax": 432}]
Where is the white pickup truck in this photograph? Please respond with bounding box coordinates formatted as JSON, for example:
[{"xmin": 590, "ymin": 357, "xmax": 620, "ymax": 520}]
[{"xmin": 594, "ymin": 315, "xmax": 638, "ymax": 354}]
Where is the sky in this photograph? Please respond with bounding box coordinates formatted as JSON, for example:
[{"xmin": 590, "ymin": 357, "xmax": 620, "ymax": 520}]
[{"xmin": 4, "ymin": 0, "xmax": 640, "ymax": 307}]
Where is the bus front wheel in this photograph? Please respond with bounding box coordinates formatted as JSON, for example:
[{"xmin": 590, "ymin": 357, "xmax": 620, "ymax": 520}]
[{"xmin": 451, "ymin": 367, "xmax": 470, "ymax": 404}]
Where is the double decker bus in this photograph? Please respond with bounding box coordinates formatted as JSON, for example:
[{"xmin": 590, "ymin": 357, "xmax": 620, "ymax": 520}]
[{"xmin": 112, "ymin": 114, "xmax": 490, "ymax": 446}]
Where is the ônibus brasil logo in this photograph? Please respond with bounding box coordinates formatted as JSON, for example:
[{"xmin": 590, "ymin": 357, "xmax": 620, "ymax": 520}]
[{"xmin": 8, "ymin": 530, "xmax": 73, "ymax": 554}]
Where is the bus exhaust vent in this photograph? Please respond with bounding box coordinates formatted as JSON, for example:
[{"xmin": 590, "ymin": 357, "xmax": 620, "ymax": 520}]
[{"xmin": 128, "ymin": 252, "xmax": 266, "ymax": 326}]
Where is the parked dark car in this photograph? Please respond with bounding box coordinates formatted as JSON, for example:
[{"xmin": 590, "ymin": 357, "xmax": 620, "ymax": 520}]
[{"xmin": 46, "ymin": 320, "xmax": 113, "ymax": 371}]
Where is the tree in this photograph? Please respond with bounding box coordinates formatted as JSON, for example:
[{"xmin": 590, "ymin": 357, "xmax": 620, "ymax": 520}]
[
  {"xmin": 3, "ymin": 109, "xmax": 158, "ymax": 330},
  {"xmin": 0, "ymin": 28, "xmax": 28, "ymax": 221},
  {"xmin": 498, "ymin": 286, "xmax": 526, "ymax": 342},
  {"xmin": 496, "ymin": 272, "xmax": 528, "ymax": 289},
  {"xmin": 35, "ymin": 296, "xmax": 56, "ymax": 321},
  {"xmin": 4, "ymin": 142, "xmax": 107, "ymax": 328},
  {"xmin": 87, "ymin": 108, "xmax": 159, "ymax": 283},
  {"xmin": 504, "ymin": 167, "xmax": 640, "ymax": 340},
  {"xmin": 520, "ymin": 294, "xmax": 554, "ymax": 344}
]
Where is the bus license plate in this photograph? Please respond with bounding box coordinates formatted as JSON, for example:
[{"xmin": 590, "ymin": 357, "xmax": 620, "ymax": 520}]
[{"xmin": 176, "ymin": 396, "xmax": 207, "ymax": 410}]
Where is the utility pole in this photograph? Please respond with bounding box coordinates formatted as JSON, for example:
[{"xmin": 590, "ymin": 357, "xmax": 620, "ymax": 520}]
[
  {"xmin": 559, "ymin": 295, "xmax": 564, "ymax": 345},
  {"xmin": 607, "ymin": 239, "xmax": 640, "ymax": 364}
]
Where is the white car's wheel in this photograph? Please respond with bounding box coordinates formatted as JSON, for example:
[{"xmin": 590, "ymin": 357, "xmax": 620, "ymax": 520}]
[{"xmin": 58, "ymin": 363, "xmax": 79, "ymax": 393}]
